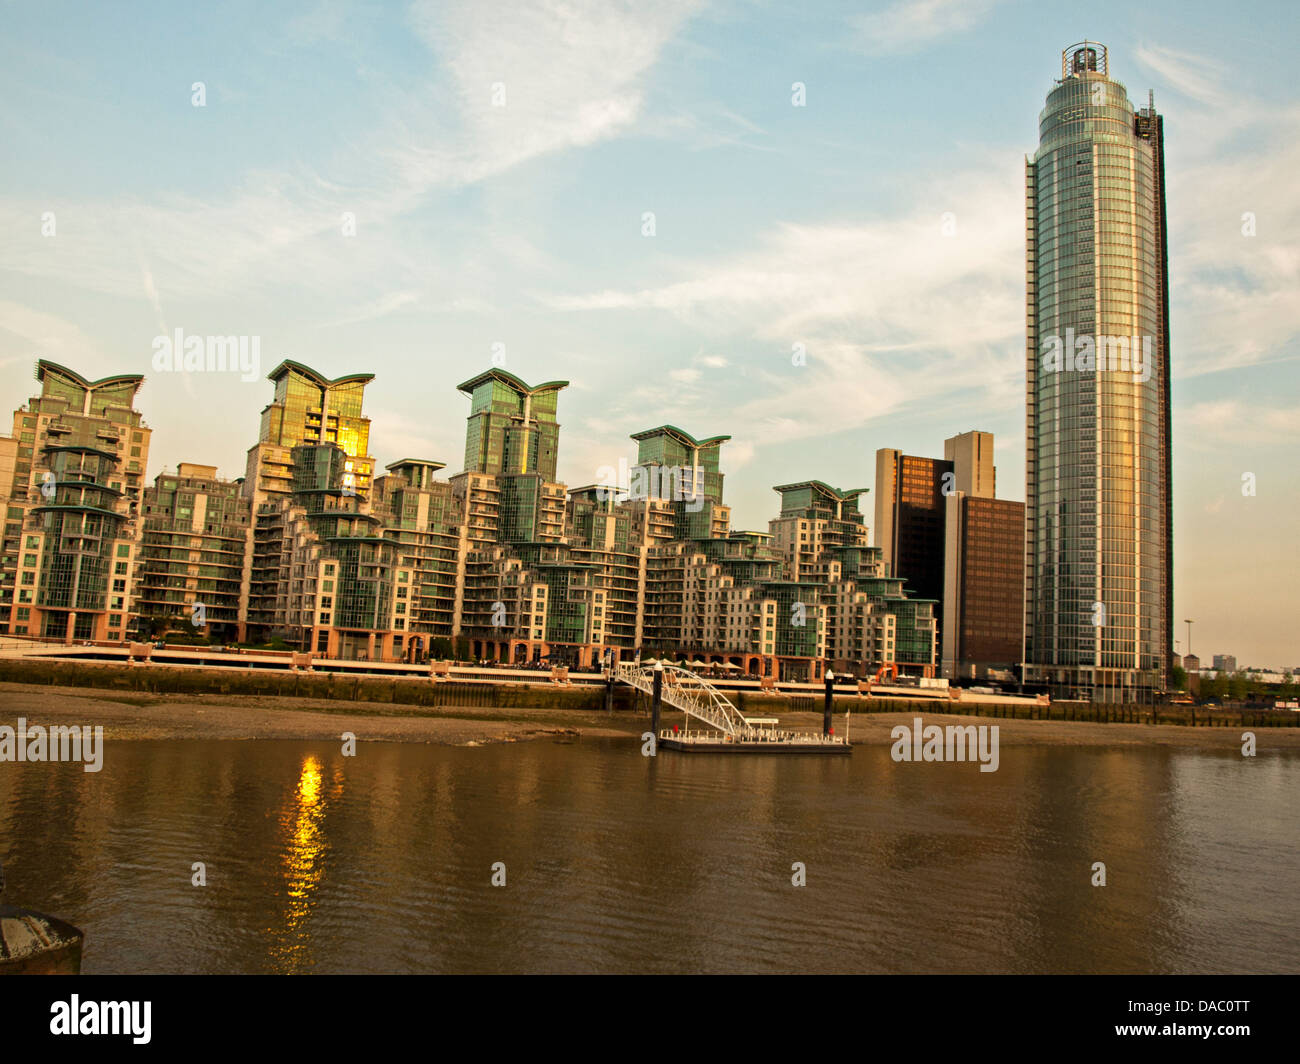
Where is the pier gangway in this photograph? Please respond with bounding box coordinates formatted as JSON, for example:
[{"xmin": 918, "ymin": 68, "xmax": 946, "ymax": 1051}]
[{"xmin": 612, "ymin": 661, "xmax": 754, "ymax": 740}]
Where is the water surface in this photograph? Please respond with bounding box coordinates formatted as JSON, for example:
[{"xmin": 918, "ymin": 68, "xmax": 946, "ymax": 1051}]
[{"xmin": 2, "ymin": 738, "xmax": 1296, "ymax": 973}]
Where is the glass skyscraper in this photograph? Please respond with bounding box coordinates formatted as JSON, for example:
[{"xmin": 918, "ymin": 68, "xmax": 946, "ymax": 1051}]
[
  {"xmin": 1024, "ymin": 42, "xmax": 1172, "ymax": 702},
  {"xmin": 458, "ymin": 369, "xmax": 567, "ymax": 481}
]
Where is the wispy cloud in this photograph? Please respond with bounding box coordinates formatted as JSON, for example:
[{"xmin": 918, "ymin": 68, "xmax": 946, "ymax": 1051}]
[
  {"xmin": 322, "ymin": 290, "xmax": 421, "ymax": 328},
  {"xmin": 1134, "ymin": 46, "xmax": 1300, "ymax": 379},
  {"xmin": 850, "ymin": 0, "xmax": 1001, "ymax": 55},
  {"xmin": 0, "ymin": 0, "xmax": 703, "ymax": 306},
  {"xmin": 543, "ymin": 164, "xmax": 1025, "ymax": 444},
  {"xmin": 1181, "ymin": 399, "xmax": 1300, "ymax": 446},
  {"xmin": 0, "ymin": 302, "xmax": 108, "ymax": 375}
]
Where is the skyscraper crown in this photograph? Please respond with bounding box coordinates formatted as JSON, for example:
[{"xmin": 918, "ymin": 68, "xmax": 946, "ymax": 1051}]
[{"xmin": 1062, "ymin": 41, "xmax": 1107, "ymax": 78}]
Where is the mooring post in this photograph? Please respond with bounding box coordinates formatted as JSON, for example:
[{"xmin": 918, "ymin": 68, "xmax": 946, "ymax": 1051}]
[
  {"xmin": 823, "ymin": 669, "xmax": 834, "ymax": 736},
  {"xmin": 651, "ymin": 661, "xmax": 663, "ymax": 737},
  {"xmin": 603, "ymin": 650, "xmax": 614, "ymax": 713}
]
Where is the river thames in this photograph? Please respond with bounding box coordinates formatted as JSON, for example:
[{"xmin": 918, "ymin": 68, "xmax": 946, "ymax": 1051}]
[{"xmin": 2, "ymin": 738, "xmax": 1296, "ymax": 973}]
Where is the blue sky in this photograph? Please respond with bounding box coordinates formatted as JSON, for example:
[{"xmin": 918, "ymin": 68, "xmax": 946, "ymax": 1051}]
[{"xmin": 1, "ymin": 0, "xmax": 1297, "ymax": 665}]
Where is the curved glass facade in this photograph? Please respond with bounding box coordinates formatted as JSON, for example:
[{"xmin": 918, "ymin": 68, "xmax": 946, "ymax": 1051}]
[{"xmin": 1025, "ymin": 44, "xmax": 1171, "ymax": 700}]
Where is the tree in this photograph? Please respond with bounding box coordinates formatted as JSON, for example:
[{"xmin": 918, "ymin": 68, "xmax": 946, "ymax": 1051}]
[
  {"xmin": 1170, "ymin": 664, "xmax": 1187, "ymax": 691},
  {"xmin": 1200, "ymin": 673, "xmax": 1227, "ymax": 701}
]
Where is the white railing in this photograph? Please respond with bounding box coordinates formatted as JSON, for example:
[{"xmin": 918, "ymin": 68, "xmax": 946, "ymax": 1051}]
[{"xmin": 613, "ymin": 661, "xmax": 753, "ymax": 739}]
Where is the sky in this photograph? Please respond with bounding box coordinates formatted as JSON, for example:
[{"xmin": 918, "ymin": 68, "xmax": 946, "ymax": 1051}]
[{"xmin": 1, "ymin": 0, "xmax": 1296, "ymax": 666}]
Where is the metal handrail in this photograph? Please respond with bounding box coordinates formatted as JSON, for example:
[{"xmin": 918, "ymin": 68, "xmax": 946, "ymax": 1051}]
[{"xmin": 613, "ymin": 661, "xmax": 753, "ymax": 739}]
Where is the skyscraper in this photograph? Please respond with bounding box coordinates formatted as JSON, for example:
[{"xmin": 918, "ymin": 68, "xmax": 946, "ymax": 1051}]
[
  {"xmin": 874, "ymin": 431, "xmax": 997, "ymax": 645},
  {"xmin": 873, "ymin": 449, "xmax": 948, "ymax": 610},
  {"xmin": 1024, "ymin": 42, "xmax": 1172, "ymax": 701},
  {"xmin": 630, "ymin": 425, "xmax": 731, "ymax": 540},
  {"xmin": 243, "ymin": 360, "xmax": 375, "ymax": 503},
  {"xmin": 0, "ymin": 362, "xmax": 151, "ymax": 642},
  {"xmin": 458, "ymin": 369, "xmax": 567, "ymax": 480}
]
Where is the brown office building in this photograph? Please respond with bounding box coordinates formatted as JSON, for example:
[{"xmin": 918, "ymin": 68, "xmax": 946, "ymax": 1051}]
[{"xmin": 942, "ymin": 495, "xmax": 1025, "ymax": 678}]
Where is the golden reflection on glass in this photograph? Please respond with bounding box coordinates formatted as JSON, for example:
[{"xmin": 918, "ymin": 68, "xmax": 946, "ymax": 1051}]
[{"xmin": 265, "ymin": 755, "xmax": 340, "ymax": 973}]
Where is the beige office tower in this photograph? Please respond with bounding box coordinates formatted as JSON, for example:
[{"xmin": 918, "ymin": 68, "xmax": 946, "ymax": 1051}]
[{"xmin": 943, "ymin": 431, "xmax": 995, "ymax": 500}]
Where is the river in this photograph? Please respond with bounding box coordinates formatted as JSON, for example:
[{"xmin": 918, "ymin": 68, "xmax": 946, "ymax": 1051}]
[{"xmin": 2, "ymin": 738, "xmax": 1296, "ymax": 973}]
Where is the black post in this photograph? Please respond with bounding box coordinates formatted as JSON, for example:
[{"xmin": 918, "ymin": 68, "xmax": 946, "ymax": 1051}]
[
  {"xmin": 604, "ymin": 652, "xmax": 614, "ymax": 713},
  {"xmin": 651, "ymin": 665, "xmax": 663, "ymax": 737},
  {"xmin": 823, "ymin": 670, "xmax": 834, "ymax": 736}
]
